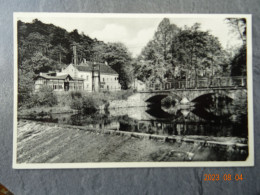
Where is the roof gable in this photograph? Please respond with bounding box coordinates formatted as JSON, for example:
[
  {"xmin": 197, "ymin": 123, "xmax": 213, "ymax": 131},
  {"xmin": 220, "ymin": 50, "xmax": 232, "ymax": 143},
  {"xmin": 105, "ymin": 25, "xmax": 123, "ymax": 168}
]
[{"xmin": 75, "ymin": 62, "xmax": 118, "ymax": 75}]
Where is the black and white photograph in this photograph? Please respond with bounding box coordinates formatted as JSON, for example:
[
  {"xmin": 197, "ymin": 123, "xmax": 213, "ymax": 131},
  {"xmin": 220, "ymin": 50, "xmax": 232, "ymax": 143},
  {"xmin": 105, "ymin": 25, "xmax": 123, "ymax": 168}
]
[{"xmin": 13, "ymin": 13, "xmax": 253, "ymax": 168}]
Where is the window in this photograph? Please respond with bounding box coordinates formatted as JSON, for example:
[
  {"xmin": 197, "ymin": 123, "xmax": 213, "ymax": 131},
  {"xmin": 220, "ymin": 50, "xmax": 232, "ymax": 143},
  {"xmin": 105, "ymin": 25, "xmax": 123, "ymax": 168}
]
[
  {"xmin": 103, "ymin": 78, "xmax": 105, "ymax": 82},
  {"xmin": 86, "ymin": 76, "xmax": 88, "ymax": 80}
]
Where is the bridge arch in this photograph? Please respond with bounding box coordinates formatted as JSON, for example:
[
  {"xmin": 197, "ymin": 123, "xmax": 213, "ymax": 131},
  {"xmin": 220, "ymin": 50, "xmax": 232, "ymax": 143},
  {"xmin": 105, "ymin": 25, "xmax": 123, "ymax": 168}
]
[
  {"xmin": 142, "ymin": 92, "xmax": 182, "ymax": 104},
  {"xmin": 137, "ymin": 88, "xmax": 246, "ymax": 105},
  {"xmin": 145, "ymin": 94, "xmax": 169, "ymax": 104}
]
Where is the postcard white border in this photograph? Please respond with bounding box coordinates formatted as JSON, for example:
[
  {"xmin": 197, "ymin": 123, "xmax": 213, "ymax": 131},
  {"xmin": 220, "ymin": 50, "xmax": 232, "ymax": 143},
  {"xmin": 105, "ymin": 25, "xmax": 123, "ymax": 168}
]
[{"xmin": 13, "ymin": 13, "xmax": 254, "ymax": 169}]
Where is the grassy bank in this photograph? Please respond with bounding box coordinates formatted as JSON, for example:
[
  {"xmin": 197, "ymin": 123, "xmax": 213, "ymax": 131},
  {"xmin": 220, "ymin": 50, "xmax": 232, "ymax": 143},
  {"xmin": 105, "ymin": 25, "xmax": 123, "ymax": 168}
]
[{"xmin": 18, "ymin": 88, "xmax": 135, "ymax": 117}]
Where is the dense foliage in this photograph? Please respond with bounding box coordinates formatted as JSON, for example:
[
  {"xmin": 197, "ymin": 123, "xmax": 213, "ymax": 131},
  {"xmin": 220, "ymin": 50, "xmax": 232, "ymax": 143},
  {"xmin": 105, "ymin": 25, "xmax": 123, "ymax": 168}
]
[
  {"xmin": 69, "ymin": 90, "xmax": 134, "ymax": 113},
  {"xmin": 25, "ymin": 86, "xmax": 58, "ymax": 108},
  {"xmin": 18, "ymin": 17, "xmax": 247, "ymax": 108},
  {"xmin": 134, "ymin": 18, "xmax": 247, "ymax": 85},
  {"xmin": 226, "ymin": 18, "xmax": 247, "ymax": 76},
  {"xmin": 18, "ymin": 19, "xmax": 134, "ymax": 106}
]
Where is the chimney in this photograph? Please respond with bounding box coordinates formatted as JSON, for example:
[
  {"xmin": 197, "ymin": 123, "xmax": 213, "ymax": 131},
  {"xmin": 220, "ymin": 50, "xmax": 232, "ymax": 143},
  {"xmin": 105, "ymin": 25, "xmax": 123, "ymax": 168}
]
[
  {"xmin": 73, "ymin": 45, "xmax": 77, "ymax": 65},
  {"xmin": 105, "ymin": 61, "xmax": 108, "ymax": 65},
  {"xmin": 39, "ymin": 72, "xmax": 43, "ymax": 76},
  {"xmin": 83, "ymin": 58, "xmax": 86, "ymax": 63}
]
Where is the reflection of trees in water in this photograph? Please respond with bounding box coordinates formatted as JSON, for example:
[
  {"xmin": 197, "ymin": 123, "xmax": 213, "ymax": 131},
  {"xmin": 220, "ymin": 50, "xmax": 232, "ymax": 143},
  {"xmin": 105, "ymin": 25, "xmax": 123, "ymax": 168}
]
[
  {"xmin": 193, "ymin": 93, "xmax": 247, "ymax": 119},
  {"xmin": 129, "ymin": 120, "xmax": 238, "ymax": 137},
  {"xmin": 70, "ymin": 112, "xmax": 121, "ymax": 129},
  {"xmin": 63, "ymin": 103, "xmax": 247, "ymax": 137},
  {"xmin": 38, "ymin": 93, "xmax": 247, "ymax": 138}
]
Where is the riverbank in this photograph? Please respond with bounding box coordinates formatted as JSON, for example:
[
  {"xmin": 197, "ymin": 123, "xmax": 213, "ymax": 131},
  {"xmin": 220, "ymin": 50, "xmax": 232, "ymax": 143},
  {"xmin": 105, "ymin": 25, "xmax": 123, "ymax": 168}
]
[
  {"xmin": 18, "ymin": 90, "xmax": 136, "ymax": 118},
  {"xmin": 16, "ymin": 120, "xmax": 248, "ymax": 163}
]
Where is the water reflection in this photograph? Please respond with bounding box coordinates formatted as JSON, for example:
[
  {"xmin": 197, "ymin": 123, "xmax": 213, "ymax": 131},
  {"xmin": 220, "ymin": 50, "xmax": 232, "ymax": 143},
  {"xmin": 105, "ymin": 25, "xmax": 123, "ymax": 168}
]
[
  {"xmin": 20, "ymin": 95, "xmax": 248, "ymax": 161},
  {"xmin": 38, "ymin": 100, "xmax": 247, "ymax": 139},
  {"xmin": 22, "ymin": 93, "xmax": 248, "ymax": 139}
]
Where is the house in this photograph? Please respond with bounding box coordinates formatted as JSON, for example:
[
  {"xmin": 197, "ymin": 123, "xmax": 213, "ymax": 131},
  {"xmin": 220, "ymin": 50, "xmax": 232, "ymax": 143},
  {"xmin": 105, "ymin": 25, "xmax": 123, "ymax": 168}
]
[
  {"xmin": 57, "ymin": 61, "xmax": 121, "ymax": 92},
  {"xmin": 34, "ymin": 72, "xmax": 84, "ymax": 92},
  {"xmin": 131, "ymin": 79, "xmax": 146, "ymax": 91}
]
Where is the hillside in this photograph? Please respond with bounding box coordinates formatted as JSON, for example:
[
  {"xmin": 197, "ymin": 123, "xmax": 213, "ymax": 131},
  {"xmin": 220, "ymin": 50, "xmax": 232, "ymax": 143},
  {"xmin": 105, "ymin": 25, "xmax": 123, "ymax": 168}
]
[{"xmin": 17, "ymin": 19, "xmax": 134, "ymax": 103}]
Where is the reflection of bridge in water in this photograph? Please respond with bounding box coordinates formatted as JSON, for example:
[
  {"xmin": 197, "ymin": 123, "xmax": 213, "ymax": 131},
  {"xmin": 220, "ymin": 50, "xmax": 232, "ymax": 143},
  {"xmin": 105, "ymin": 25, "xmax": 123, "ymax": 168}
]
[
  {"xmin": 128, "ymin": 109, "xmax": 246, "ymax": 137},
  {"xmin": 110, "ymin": 104, "xmax": 247, "ymax": 138}
]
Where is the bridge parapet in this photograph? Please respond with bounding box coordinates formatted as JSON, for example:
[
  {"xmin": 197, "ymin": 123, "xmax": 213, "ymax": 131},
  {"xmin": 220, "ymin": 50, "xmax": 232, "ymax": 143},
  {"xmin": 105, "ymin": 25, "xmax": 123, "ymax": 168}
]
[{"xmin": 147, "ymin": 76, "xmax": 246, "ymax": 91}]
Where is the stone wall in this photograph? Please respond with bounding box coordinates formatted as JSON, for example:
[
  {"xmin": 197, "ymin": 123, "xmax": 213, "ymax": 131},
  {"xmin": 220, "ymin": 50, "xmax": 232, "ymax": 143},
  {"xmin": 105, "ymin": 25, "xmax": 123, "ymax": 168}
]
[{"xmin": 108, "ymin": 93, "xmax": 147, "ymax": 108}]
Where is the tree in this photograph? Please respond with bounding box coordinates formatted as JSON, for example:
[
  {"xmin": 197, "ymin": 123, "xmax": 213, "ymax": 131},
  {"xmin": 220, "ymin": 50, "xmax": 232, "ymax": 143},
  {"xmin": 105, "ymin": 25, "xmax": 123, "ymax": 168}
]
[
  {"xmin": 136, "ymin": 18, "xmax": 181, "ymax": 85},
  {"xmin": 226, "ymin": 18, "xmax": 246, "ymax": 45},
  {"xmin": 49, "ymin": 44, "xmax": 68, "ymax": 66},
  {"xmin": 231, "ymin": 44, "xmax": 246, "ymax": 76},
  {"xmin": 226, "ymin": 18, "xmax": 247, "ymax": 76},
  {"xmin": 170, "ymin": 23, "xmax": 223, "ymax": 86},
  {"xmin": 22, "ymin": 52, "xmax": 56, "ymax": 74},
  {"xmin": 17, "ymin": 19, "xmax": 135, "ymax": 96},
  {"xmin": 153, "ymin": 18, "xmax": 178, "ymax": 62},
  {"xmin": 101, "ymin": 42, "xmax": 133, "ymax": 89},
  {"xmin": 18, "ymin": 69, "xmax": 35, "ymax": 106}
]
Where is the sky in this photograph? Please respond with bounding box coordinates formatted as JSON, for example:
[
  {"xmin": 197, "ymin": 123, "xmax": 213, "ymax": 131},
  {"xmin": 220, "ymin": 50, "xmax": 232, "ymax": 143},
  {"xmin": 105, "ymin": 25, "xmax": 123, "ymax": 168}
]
[{"xmin": 18, "ymin": 14, "xmax": 243, "ymax": 57}]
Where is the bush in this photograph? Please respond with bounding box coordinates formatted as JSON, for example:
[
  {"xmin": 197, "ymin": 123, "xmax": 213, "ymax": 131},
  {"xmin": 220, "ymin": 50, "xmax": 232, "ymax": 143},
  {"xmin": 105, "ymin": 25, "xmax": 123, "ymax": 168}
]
[
  {"xmin": 70, "ymin": 98, "xmax": 83, "ymax": 110},
  {"xmin": 69, "ymin": 90, "xmax": 135, "ymax": 113},
  {"xmin": 70, "ymin": 91, "xmax": 82, "ymax": 99},
  {"xmin": 26, "ymin": 86, "xmax": 58, "ymax": 108},
  {"xmin": 82, "ymin": 96, "xmax": 100, "ymax": 114}
]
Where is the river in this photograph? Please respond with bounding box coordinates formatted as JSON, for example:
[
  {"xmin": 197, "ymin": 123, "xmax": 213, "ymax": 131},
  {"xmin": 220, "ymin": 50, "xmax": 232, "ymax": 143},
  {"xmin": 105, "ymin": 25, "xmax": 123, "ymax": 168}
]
[{"xmin": 18, "ymin": 94, "xmax": 249, "ymax": 162}]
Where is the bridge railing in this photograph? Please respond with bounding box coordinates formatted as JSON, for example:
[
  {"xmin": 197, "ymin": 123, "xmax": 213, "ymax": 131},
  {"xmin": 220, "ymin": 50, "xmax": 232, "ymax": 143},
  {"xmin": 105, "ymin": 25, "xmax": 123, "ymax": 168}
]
[{"xmin": 148, "ymin": 76, "xmax": 246, "ymax": 90}]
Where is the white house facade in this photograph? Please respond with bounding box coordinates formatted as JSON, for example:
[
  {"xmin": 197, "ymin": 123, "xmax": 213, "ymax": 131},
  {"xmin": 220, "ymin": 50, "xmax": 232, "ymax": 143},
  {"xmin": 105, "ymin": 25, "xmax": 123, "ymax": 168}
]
[{"xmin": 57, "ymin": 61, "xmax": 121, "ymax": 92}]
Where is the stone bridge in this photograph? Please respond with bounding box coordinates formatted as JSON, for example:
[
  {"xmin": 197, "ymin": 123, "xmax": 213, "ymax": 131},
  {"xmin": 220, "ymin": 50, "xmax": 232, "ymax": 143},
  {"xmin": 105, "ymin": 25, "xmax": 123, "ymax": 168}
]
[
  {"xmin": 135, "ymin": 87, "xmax": 247, "ymax": 105},
  {"xmin": 108, "ymin": 86, "xmax": 247, "ymax": 109}
]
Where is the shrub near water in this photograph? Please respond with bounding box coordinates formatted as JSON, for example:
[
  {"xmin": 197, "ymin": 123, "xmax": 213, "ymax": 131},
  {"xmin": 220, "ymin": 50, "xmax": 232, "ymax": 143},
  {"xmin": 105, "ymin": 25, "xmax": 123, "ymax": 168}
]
[
  {"xmin": 26, "ymin": 86, "xmax": 58, "ymax": 108},
  {"xmin": 82, "ymin": 96, "xmax": 100, "ymax": 113},
  {"xmin": 70, "ymin": 91, "xmax": 105, "ymax": 113},
  {"xmin": 69, "ymin": 90, "xmax": 135, "ymax": 113},
  {"xmin": 70, "ymin": 91, "xmax": 83, "ymax": 110}
]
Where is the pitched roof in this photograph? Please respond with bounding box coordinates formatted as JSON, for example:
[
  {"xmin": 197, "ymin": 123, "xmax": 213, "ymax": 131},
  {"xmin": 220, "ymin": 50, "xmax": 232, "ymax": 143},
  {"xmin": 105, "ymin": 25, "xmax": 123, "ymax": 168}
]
[
  {"xmin": 75, "ymin": 62, "xmax": 118, "ymax": 75},
  {"xmin": 35, "ymin": 73, "xmax": 84, "ymax": 81}
]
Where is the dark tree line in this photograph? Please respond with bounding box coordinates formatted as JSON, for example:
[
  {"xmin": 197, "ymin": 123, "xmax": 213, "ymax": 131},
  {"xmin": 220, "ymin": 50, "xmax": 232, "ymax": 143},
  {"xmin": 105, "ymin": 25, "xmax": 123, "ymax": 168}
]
[
  {"xmin": 18, "ymin": 17, "xmax": 247, "ymax": 105},
  {"xmin": 18, "ymin": 19, "xmax": 134, "ymax": 104},
  {"xmin": 133, "ymin": 18, "xmax": 247, "ymax": 85},
  {"xmin": 226, "ymin": 18, "xmax": 247, "ymax": 76}
]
